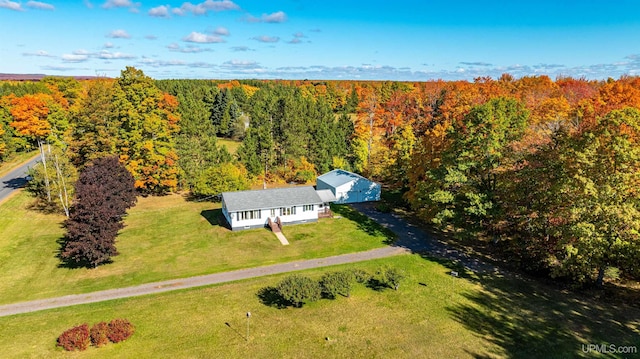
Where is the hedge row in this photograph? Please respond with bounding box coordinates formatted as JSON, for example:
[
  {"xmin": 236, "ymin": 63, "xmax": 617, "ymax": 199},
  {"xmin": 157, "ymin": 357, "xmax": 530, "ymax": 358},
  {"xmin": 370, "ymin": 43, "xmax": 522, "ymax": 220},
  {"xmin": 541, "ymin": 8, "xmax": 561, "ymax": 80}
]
[
  {"xmin": 57, "ymin": 319, "xmax": 135, "ymax": 351},
  {"xmin": 261, "ymin": 267, "xmax": 405, "ymax": 308}
]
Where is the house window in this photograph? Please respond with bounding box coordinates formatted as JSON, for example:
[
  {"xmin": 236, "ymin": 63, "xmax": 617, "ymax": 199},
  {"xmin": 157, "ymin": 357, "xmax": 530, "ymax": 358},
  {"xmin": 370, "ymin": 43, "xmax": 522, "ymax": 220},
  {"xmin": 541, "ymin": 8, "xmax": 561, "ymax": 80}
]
[
  {"xmin": 303, "ymin": 204, "xmax": 314, "ymax": 212},
  {"xmin": 279, "ymin": 207, "xmax": 296, "ymax": 216},
  {"xmin": 238, "ymin": 210, "xmax": 261, "ymax": 221},
  {"xmin": 270, "ymin": 208, "xmax": 276, "ymax": 217}
]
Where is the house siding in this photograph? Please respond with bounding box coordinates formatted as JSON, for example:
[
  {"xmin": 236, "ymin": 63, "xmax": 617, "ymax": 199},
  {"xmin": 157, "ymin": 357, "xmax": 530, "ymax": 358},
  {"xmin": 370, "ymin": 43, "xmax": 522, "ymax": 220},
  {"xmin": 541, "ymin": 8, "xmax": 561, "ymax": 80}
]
[
  {"xmin": 316, "ymin": 170, "xmax": 381, "ymax": 204},
  {"xmin": 224, "ymin": 205, "xmax": 319, "ymax": 231}
]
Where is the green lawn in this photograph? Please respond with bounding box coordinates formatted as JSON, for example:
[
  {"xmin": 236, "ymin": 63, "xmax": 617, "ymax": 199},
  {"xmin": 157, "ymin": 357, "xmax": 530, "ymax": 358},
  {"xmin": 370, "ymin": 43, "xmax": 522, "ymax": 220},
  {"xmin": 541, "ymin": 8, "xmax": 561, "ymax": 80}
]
[
  {"xmin": 1, "ymin": 255, "xmax": 638, "ymax": 358},
  {"xmin": 0, "ymin": 150, "xmax": 38, "ymax": 178},
  {"xmin": 0, "ymin": 191, "xmax": 391, "ymax": 304},
  {"xmin": 217, "ymin": 137, "xmax": 241, "ymax": 154}
]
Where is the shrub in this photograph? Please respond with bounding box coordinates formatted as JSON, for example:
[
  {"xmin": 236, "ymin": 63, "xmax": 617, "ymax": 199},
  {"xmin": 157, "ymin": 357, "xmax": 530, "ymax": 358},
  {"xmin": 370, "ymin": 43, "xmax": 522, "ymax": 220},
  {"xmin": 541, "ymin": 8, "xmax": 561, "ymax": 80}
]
[
  {"xmin": 321, "ymin": 271, "xmax": 354, "ymax": 299},
  {"xmin": 351, "ymin": 269, "xmax": 372, "ymax": 284},
  {"xmin": 380, "ymin": 267, "xmax": 406, "ymax": 290},
  {"xmin": 276, "ymin": 275, "xmax": 321, "ymax": 307},
  {"xmin": 57, "ymin": 324, "xmax": 90, "ymax": 351},
  {"xmin": 90, "ymin": 322, "xmax": 109, "ymax": 347},
  {"xmin": 107, "ymin": 318, "xmax": 135, "ymax": 343}
]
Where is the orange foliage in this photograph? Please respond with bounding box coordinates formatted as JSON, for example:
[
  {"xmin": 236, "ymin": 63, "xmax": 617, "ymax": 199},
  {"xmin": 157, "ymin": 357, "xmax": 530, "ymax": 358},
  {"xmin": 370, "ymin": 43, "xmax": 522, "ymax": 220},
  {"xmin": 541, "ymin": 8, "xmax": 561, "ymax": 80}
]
[{"xmin": 8, "ymin": 93, "xmax": 51, "ymax": 138}]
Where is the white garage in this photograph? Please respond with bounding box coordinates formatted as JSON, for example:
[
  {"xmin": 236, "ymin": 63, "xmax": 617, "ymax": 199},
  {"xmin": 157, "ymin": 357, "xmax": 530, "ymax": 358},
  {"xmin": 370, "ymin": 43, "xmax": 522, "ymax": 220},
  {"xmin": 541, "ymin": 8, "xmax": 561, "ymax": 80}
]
[{"xmin": 316, "ymin": 169, "xmax": 381, "ymax": 204}]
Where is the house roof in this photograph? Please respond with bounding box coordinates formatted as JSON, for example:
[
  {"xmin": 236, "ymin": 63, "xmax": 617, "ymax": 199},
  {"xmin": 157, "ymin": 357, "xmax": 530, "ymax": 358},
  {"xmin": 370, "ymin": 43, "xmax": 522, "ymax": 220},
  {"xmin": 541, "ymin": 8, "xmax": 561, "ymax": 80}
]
[
  {"xmin": 316, "ymin": 189, "xmax": 337, "ymax": 203},
  {"xmin": 222, "ymin": 186, "xmax": 323, "ymax": 212},
  {"xmin": 317, "ymin": 169, "xmax": 374, "ymax": 188}
]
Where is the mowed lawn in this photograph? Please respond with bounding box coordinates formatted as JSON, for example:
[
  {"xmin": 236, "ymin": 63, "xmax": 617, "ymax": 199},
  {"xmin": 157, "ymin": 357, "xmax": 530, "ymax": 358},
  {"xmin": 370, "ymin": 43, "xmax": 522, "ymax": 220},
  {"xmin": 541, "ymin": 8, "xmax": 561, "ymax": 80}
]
[
  {"xmin": 0, "ymin": 191, "xmax": 392, "ymax": 304},
  {"xmin": 1, "ymin": 255, "xmax": 638, "ymax": 358}
]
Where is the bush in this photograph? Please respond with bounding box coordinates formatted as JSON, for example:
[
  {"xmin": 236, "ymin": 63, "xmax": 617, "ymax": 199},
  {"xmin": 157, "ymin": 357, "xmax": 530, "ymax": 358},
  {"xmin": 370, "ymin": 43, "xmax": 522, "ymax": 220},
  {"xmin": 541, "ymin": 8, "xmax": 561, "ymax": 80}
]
[
  {"xmin": 90, "ymin": 322, "xmax": 109, "ymax": 347},
  {"xmin": 379, "ymin": 267, "xmax": 406, "ymax": 290},
  {"xmin": 351, "ymin": 269, "xmax": 372, "ymax": 284},
  {"xmin": 57, "ymin": 324, "xmax": 90, "ymax": 351},
  {"xmin": 107, "ymin": 318, "xmax": 135, "ymax": 343},
  {"xmin": 320, "ymin": 271, "xmax": 355, "ymax": 299},
  {"xmin": 276, "ymin": 275, "xmax": 321, "ymax": 307}
]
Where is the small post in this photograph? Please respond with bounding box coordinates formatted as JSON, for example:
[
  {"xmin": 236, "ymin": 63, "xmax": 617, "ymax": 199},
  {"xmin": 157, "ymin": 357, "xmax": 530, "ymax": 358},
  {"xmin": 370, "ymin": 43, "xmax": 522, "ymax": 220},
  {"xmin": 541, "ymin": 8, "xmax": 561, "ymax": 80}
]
[{"xmin": 246, "ymin": 312, "xmax": 251, "ymax": 341}]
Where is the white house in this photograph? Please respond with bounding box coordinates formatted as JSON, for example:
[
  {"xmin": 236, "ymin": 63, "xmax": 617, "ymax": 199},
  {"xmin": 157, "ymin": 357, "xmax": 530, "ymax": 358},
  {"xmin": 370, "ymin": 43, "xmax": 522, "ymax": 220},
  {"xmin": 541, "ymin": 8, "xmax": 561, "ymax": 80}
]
[
  {"xmin": 221, "ymin": 186, "xmax": 336, "ymax": 231},
  {"xmin": 316, "ymin": 169, "xmax": 381, "ymax": 204}
]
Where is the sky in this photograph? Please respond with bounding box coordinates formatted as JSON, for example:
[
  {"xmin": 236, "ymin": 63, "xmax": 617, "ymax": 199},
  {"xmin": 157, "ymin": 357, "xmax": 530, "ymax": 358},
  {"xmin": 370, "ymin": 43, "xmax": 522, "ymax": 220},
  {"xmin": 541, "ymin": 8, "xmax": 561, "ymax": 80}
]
[{"xmin": 1, "ymin": 0, "xmax": 640, "ymax": 81}]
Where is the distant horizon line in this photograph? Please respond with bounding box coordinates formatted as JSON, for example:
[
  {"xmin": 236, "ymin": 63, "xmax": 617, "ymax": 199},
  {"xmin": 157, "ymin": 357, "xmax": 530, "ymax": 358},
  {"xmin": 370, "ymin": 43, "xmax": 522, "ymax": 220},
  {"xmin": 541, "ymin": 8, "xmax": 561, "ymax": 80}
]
[{"xmin": 0, "ymin": 72, "xmax": 634, "ymax": 83}]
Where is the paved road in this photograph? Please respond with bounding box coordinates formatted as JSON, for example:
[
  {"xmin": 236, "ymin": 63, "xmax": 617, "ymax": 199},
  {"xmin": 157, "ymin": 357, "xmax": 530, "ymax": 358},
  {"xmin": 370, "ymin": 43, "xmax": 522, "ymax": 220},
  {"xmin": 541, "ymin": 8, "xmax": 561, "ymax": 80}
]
[
  {"xmin": 0, "ymin": 201, "xmax": 499, "ymax": 318},
  {"xmin": 0, "ymin": 155, "xmax": 39, "ymax": 203}
]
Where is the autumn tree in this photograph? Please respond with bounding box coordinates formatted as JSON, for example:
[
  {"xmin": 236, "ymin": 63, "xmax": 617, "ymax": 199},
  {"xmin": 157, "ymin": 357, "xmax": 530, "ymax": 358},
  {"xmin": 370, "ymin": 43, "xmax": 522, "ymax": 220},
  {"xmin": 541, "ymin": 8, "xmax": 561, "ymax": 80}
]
[
  {"xmin": 192, "ymin": 162, "xmax": 250, "ymax": 198},
  {"xmin": 112, "ymin": 67, "xmax": 180, "ymax": 194},
  {"xmin": 8, "ymin": 93, "xmax": 53, "ymax": 200},
  {"xmin": 68, "ymin": 79, "xmax": 119, "ymax": 167},
  {"xmin": 423, "ymin": 97, "xmax": 529, "ymax": 231},
  {"xmin": 61, "ymin": 156, "xmax": 136, "ymax": 268},
  {"xmin": 552, "ymin": 107, "xmax": 640, "ymax": 285}
]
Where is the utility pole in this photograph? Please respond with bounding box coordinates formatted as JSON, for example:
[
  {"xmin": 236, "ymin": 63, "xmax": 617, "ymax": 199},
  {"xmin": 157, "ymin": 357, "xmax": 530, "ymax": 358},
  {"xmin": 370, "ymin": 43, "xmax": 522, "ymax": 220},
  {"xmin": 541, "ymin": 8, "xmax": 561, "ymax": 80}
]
[{"xmin": 246, "ymin": 312, "xmax": 251, "ymax": 341}]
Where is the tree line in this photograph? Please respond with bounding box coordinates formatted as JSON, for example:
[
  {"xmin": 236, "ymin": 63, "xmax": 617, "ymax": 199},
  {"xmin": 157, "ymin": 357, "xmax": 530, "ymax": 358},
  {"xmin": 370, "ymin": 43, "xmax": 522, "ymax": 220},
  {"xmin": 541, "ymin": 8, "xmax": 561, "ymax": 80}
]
[{"xmin": 1, "ymin": 70, "xmax": 640, "ymax": 284}]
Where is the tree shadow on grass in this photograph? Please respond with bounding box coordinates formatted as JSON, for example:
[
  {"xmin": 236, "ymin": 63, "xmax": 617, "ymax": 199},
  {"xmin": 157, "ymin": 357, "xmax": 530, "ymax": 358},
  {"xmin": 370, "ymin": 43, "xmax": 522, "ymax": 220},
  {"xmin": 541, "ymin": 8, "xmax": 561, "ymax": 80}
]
[
  {"xmin": 256, "ymin": 286, "xmax": 291, "ymax": 309},
  {"xmin": 54, "ymin": 236, "xmax": 112, "ymax": 269},
  {"xmin": 431, "ymin": 256, "xmax": 640, "ymax": 358},
  {"xmin": 331, "ymin": 204, "xmax": 395, "ymax": 245}
]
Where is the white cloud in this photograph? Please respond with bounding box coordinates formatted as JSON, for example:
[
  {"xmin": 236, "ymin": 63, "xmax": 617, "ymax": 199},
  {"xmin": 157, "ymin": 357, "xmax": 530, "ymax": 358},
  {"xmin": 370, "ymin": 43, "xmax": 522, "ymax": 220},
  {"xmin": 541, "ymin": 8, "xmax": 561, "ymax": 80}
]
[
  {"xmin": 62, "ymin": 54, "xmax": 89, "ymax": 63},
  {"xmin": 145, "ymin": 35, "xmax": 158, "ymax": 40},
  {"xmin": 149, "ymin": 5, "xmax": 170, "ymax": 17},
  {"xmin": 23, "ymin": 50, "xmax": 54, "ymax": 57},
  {"xmin": 107, "ymin": 29, "xmax": 131, "ymax": 39},
  {"xmin": 230, "ymin": 46, "xmax": 252, "ymax": 52},
  {"xmin": 213, "ymin": 27, "xmax": 229, "ymax": 36},
  {"xmin": 104, "ymin": 42, "xmax": 114, "ymax": 48},
  {"xmin": 26, "ymin": 1, "xmax": 54, "ymax": 10},
  {"xmin": 167, "ymin": 43, "xmax": 211, "ymax": 53},
  {"xmin": 222, "ymin": 59, "xmax": 260, "ymax": 69},
  {"xmin": 253, "ymin": 35, "xmax": 279, "ymax": 43},
  {"xmin": 288, "ymin": 38, "xmax": 302, "ymax": 44},
  {"xmin": 83, "ymin": 0, "xmax": 93, "ymax": 9},
  {"xmin": 173, "ymin": 0, "xmax": 239, "ymax": 16},
  {"xmin": 183, "ymin": 31, "xmax": 225, "ymax": 43},
  {"xmin": 102, "ymin": 0, "xmax": 132, "ymax": 8},
  {"xmin": 0, "ymin": 0, "xmax": 22, "ymax": 11},
  {"xmin": 245, "ymin": 11, "xmax": 287, "ymax": 23},
  {"xmin": 96, "ymin": 50, "xmax": 135, "ymax": 60},
  {"xmin": 102, "ymin": 0, "xmax": 140, "ymax": 12},
  {"xmin": 262, "ymin": 11, "xmax": 286, "ymax": 23}
]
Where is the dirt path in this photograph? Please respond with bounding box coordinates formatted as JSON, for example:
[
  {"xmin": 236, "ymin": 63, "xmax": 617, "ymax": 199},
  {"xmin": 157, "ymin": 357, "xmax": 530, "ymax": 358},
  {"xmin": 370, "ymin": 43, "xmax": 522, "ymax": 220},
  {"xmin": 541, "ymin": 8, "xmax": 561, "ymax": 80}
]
[{"xmin": 0, "ymin": 202, "xmax": 499, "ymax": 318}]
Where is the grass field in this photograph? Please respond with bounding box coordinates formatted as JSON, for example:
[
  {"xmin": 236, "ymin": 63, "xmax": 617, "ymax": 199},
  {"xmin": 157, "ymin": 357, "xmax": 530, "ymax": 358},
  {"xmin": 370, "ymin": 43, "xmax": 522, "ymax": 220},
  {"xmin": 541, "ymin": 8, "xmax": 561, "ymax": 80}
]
[
  {"xmin": 1, "ymin": 254, "xmax": 638, "ymax": 358},
  {"xmin": 0, "ymin": 191, "xmax": 392, "ymax": 304},
  {"xmin": 0, "ymin": 150, "xmax": 38, "ymax": 177},
  {"xmin": 217, "ymin": 137, "xmax": 241, "ymax": 154}
]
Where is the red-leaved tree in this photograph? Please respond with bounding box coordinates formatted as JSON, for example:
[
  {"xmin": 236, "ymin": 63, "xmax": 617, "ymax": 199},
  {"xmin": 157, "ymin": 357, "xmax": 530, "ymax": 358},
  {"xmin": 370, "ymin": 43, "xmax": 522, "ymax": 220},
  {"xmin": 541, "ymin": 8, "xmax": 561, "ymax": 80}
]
[{"xmin": 61, "ymin": 156, "xmax": 136, "ymax": 268}]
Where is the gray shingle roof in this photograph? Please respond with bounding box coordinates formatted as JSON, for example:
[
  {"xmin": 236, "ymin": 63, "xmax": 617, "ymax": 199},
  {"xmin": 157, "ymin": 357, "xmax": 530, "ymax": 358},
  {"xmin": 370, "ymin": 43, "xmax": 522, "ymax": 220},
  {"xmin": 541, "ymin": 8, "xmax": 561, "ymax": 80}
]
[
  {"xmin": 222, "ymin": 186, "xmax": 323, "ymax": 212},
  {"xmin": 316, "ymin": 189, "xmax": 337, "ymax": 203}
]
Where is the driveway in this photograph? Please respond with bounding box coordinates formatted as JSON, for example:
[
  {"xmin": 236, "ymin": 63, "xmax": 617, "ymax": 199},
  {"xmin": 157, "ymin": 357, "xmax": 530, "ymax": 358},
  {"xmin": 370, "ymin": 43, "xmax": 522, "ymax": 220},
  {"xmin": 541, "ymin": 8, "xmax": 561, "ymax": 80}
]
[
  {"xmin": 350, "ymin": 202, "xmax": 499, "ymax": 275},
  {"xmin": 0, "ymin": 155, "xmax": 39, "ymax": 203}
]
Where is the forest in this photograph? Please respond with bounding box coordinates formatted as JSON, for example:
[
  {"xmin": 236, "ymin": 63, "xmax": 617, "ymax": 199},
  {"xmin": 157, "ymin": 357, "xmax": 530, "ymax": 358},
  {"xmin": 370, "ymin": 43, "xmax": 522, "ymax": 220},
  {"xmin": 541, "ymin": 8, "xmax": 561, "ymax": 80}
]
[{"xmin": 1, "ymin": 67, "xmax": 640, "ymax": 286}]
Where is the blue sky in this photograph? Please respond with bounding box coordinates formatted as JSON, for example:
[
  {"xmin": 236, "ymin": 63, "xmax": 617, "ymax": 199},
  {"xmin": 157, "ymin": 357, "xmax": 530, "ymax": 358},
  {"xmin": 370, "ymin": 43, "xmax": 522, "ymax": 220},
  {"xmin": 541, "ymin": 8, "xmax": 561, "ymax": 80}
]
[{"xmin": 1, "ymin": 0, "xmax": 640, "ymax": 80}]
